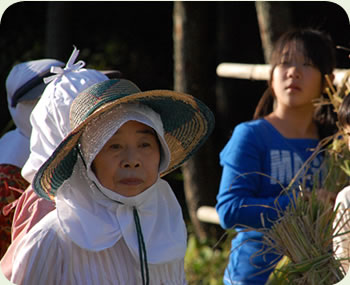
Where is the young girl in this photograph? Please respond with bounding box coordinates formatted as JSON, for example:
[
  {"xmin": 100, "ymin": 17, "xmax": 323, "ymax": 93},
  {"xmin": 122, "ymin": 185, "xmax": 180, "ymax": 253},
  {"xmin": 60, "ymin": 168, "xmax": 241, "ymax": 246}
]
[
  {"xmin": 216, "ymin": 28, "xmax": 337, "ymax": 284},
  {"xmin": 10, "ymin": 78, "xmax": 214, "ymax": 284}
]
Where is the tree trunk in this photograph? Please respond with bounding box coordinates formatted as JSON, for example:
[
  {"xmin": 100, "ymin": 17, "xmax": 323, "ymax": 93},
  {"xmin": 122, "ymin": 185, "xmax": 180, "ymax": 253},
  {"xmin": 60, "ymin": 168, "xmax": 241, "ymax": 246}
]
[
  {"xmin": 255, "ymin": 2, "xmax": 294, "ymax": 62},
  {"xmin": 215, "ymin": 3, "xmax": 265, "ymax": 136},
  {"xmin": 45, "ymin": 2, "xmax": 73, "ymax": 60},
  {"xmin": 173, "ymin": 2, "xmax": 221, "ymax": 240}
]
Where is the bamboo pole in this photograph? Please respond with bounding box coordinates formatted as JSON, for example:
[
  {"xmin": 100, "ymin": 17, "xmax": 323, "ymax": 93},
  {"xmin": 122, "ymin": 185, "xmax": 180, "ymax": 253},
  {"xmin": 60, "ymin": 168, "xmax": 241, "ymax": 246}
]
[
  {"xmin": 216, "ymin": 63, "xmax": 349, "ymax": 87},
  {"xmin": 196, "ymin": 206, "xmax": 220, "ymax": 224},
  {"xmin": 216, "ymin": 63, "xmax": 271, "ymax": 81}
]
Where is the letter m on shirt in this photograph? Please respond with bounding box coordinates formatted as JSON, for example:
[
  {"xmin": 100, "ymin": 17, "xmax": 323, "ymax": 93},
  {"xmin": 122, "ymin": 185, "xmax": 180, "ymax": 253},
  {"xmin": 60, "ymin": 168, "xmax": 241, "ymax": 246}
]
[{"xmin": 270, "ymin": 150, "xmax": 303, "ymax": 185}]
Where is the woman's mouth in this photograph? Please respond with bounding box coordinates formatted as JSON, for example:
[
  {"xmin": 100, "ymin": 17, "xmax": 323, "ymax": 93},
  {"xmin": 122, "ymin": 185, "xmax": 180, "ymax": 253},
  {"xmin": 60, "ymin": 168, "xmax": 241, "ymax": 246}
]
[{"xmin": 119, "ymin": 178, "xmax": 143, "ymax": 185}]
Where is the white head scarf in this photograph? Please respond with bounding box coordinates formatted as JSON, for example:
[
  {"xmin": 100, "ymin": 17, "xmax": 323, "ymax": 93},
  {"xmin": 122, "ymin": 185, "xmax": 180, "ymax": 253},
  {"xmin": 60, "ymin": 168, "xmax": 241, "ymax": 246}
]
[
  {"xmin": 0, "ymin": 59, "xmax": 64, "ymax": 168},
  {"xmin": 56, "ymin": 104, "xmax": 187, "ymax": 263},
  {"xmin": 21, "ymin": 47, "xmax": 109, "ymax": 183}
]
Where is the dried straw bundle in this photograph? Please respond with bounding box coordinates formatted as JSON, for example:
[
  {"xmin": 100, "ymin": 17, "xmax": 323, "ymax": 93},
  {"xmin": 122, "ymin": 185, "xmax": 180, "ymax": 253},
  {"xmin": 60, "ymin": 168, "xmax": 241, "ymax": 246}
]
[{"xmin": 265, "ymin": 190, "xmax": 345, "ymax": 284}]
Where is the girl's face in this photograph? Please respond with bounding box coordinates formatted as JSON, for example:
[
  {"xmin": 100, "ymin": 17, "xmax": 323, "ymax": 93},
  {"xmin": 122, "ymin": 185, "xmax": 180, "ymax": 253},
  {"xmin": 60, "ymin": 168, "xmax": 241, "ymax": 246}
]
[
  {"xmin": 271, "ymin": 45, "xmax": 323, "ymax": 110},
  {"xmin": 343, "ymin": 126, "xmax": 350, "ymax": 151},
  {"xmin": 92, "ymin": 120, "xmax": 161, "ymax": 197}
]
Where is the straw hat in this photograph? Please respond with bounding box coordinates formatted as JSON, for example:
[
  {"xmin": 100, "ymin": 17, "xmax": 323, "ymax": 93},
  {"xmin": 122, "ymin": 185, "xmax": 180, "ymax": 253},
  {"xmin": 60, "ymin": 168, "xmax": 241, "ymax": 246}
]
[{"xmin": 33, "ymin": 78, "xmax": 215, "ymax": 200}]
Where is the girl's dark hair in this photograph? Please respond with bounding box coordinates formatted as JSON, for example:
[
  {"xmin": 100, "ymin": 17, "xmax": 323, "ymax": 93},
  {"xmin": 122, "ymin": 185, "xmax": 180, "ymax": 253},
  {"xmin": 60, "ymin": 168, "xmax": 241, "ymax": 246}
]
[
  {"xmin": 253, "ymin": 28, "xmax": 337, "ymax": 139},
  {"xmin": 338, "ymin": 94, "xmax": 350, "ymax": 129}
]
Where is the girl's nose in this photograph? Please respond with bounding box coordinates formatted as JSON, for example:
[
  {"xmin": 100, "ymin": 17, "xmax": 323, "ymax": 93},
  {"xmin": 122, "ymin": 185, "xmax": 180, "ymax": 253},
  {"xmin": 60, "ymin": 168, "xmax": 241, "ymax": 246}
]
[
  {"xmin": 287, "ymin": 65, "xmax": 301, "ymax": 79},
  {"xmin": 287, "ymin": 62, "xmax": 301, "ymax": 78}
]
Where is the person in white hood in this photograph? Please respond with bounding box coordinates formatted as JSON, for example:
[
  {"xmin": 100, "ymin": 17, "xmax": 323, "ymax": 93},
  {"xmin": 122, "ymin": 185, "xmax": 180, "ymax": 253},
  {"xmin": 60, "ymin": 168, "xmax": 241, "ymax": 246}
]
[
  {"xmin": 0, "ymin": 47, "xmax": 110, "ymax": 279},
  {"xmin": 0, "ymin": 58, "xmax": 64, "ymax": 258}
]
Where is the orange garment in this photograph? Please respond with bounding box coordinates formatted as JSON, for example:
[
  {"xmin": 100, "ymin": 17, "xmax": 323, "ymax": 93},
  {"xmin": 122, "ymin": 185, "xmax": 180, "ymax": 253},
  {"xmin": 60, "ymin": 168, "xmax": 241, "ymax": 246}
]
[{"xmin": 0, "ymin": 164, "xmax": 29, "ymax": 258}]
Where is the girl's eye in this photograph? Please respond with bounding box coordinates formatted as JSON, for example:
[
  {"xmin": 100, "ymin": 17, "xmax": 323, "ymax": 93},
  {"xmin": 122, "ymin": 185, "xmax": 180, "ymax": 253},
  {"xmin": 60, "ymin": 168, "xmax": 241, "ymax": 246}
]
[
  {"xmin": 279, "ymin": 60, "xmax": 290, "ymax": 66},
  {"xmin": 303, "ymin": 62, "xmax": 313, "ymax": 67}
]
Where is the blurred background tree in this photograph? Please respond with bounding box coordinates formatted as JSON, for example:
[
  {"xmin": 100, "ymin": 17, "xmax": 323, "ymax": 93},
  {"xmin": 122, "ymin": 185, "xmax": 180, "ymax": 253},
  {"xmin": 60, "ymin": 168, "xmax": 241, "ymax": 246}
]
[{"xmin": 0, "ymin": 1, "xmax": 349, "ymax": 243}]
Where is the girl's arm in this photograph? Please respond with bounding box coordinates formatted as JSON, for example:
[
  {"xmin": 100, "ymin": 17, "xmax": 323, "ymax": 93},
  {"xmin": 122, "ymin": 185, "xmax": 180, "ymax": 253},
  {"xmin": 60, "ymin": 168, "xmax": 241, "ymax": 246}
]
[
  {"xmin": 216, "ymin": 165, "xmax": 292, "ymax": 229},
  {"xmin": 216, "ymin": 123, "xmax": 293, "ymax": 230}
]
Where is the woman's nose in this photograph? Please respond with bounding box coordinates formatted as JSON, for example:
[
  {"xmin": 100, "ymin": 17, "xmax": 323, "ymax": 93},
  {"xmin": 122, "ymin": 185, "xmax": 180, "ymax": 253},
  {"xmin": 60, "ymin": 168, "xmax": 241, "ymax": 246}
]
[
  {"xmin": 122, "ymin": 161, "xmax": 140, "ymax": 168},
  {"xmin": 121, "ymin": 149, "xmax": 141, "ymax": 168}
]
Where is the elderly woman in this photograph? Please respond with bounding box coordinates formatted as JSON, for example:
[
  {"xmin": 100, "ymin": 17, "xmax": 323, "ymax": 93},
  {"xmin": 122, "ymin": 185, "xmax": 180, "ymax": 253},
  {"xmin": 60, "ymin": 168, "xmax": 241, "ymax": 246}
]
[{"xmin": 10, "ymin": 78, "xmax": 215, "ymax": 284}]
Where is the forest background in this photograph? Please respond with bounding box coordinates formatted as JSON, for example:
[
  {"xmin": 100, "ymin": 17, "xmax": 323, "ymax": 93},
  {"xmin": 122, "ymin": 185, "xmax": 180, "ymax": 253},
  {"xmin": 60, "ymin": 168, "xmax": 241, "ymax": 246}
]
[{"xmin": 1, "ymin": 1, "xmax": 350, "ymax": 283}]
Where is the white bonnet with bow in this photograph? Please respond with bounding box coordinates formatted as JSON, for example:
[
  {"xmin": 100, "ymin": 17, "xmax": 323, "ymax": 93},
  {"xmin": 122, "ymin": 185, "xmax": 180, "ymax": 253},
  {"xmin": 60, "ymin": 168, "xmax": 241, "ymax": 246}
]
[{"xmin": 21, "ymin": 47, "xmax": 109, "ymax": 183}]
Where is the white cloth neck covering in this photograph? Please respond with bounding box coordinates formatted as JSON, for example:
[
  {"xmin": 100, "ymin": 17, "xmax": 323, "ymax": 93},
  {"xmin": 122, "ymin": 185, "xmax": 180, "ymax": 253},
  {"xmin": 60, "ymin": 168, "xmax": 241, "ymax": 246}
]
[
  {"xmin": 0, "ymin": 129, "xmax": 30, "ymax": 168},
  {"xmin": 8, "ymin": 100, "xmax": 35, "ymax": 139},
  {"xmin": 56, "ymin": 104, "xmax": 186, "ymax": 263},
  {"xmin": 57, "ymin": 158, "xmax": 187, "ymax": 263},
  {"xmin": 0, "ymin": 100, "xmax": 37, "ymax": 167}
]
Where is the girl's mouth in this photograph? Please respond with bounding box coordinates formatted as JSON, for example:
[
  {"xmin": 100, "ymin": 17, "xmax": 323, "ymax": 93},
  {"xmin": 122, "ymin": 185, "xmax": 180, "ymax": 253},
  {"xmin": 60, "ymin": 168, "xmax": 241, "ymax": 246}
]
[{"xmin": 286, "ymin": 84, "xmax": 301, "ymax": 91}]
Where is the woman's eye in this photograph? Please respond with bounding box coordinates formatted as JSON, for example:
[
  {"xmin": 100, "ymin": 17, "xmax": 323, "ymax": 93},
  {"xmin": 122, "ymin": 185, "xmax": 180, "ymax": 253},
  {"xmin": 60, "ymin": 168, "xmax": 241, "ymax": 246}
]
[
  {"xmin": 110, "ymin": 144, "xmax": 121, "ymax": 150},
  {"xmin": 140, "ymin": 142, "xmax": 151, "ymax": 148}
]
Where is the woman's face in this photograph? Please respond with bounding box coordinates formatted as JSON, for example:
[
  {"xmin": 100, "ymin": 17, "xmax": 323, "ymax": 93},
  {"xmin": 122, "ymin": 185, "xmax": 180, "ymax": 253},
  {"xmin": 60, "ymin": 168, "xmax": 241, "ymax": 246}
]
[
  {"xmin": 92, "ymin": 120, "xmax": 160, "ymax": 197},
  {"xmin": 271, "ymin": 45, "xmax": 323, "ymax": 110}
]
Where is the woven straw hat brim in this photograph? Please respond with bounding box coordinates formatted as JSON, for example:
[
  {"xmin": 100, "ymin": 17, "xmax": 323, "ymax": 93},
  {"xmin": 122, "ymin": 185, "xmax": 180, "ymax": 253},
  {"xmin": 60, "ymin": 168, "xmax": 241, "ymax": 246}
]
[{"xmin": 34, "ymin": 88, "xmax": 215, "ymax": 201}]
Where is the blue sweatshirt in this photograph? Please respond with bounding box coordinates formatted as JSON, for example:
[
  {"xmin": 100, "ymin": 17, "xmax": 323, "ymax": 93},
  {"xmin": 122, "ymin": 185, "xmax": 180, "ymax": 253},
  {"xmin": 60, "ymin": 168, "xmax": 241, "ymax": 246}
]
[{"xmin": 216, "ymin": 119, "xmax": 322, "ymax": 285}]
